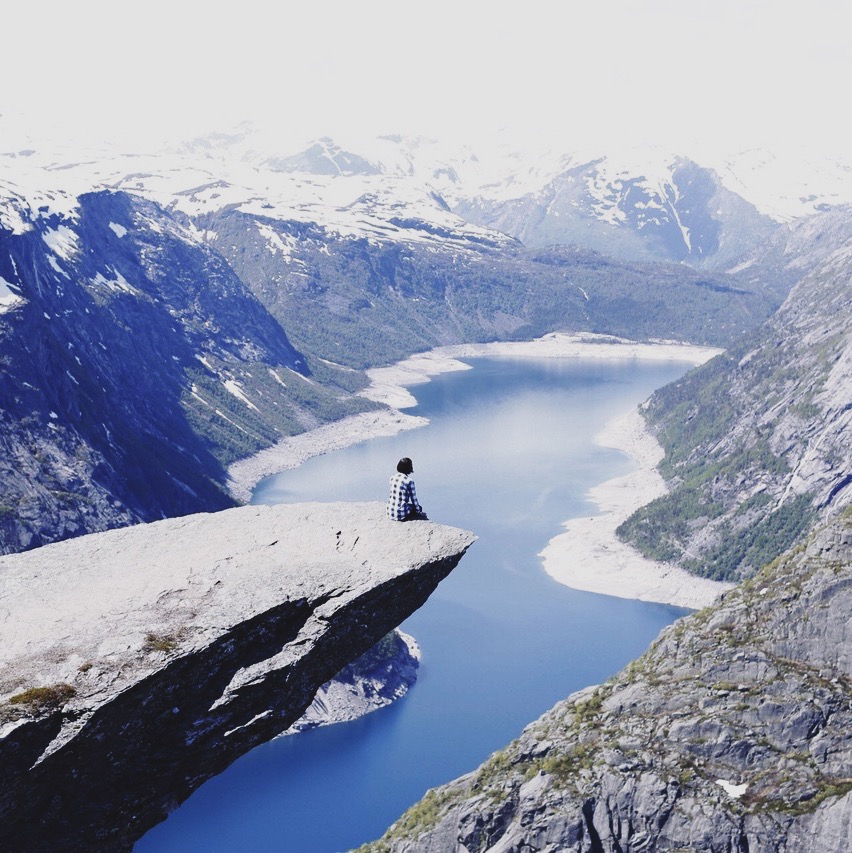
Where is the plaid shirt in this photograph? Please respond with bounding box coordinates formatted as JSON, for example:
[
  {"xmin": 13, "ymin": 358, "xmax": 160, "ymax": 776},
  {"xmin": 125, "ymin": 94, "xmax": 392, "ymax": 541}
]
[{"xmin": 386, "ymin": 472, "xmax": 422, "ymax": 520}]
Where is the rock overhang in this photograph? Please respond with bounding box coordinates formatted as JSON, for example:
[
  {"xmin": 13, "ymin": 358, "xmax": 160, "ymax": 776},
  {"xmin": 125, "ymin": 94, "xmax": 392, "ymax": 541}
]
[
  {"xmin": 0, "ymin": 501, "xmax": 475, "ymax": 850},
  {"xmin": 0, "ymin": 501, "xmax": 475, "ymax": 709}
]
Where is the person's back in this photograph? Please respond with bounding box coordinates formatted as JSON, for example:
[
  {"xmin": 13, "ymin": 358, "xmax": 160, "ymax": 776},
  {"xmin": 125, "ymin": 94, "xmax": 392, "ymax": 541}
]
[{"xmin": 387, "ymin": 457, "xmax": 427, "ymax": 521}]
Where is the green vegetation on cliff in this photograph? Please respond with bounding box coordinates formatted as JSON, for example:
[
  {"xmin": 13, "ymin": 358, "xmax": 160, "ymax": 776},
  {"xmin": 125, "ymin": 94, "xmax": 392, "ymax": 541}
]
[{"xmin": 616, "ymin": 229, "xmax": 852, "ymax": 583}]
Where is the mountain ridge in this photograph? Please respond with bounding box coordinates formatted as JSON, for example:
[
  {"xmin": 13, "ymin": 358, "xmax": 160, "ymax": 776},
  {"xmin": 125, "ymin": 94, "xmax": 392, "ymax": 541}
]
[{"xmin": 618, "ymin": 211, "xmax": 852, "ymax": 581}]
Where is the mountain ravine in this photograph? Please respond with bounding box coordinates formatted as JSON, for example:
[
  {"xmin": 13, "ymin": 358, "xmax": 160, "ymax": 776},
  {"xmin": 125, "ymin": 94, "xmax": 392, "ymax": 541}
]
[
  {"xmin": 361, "ymin": 508, "xmax": 852, "ymax": 853},
  {"xmin": 3, "ymin": 135, "xmax": 851, "ymax": 853},
  {"xmin": 356, "ymin": 211, "xmax": 852, "ymax": 852},
  {"xmin": 0, "ymin": 502, "xmax": 475, "ymax": 851}
]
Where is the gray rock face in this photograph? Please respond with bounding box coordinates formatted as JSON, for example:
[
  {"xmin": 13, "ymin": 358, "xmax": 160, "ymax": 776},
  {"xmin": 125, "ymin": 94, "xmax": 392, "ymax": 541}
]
[
  {"xmin": 619, "ymin": 216, "xmax": 852, "ymax": 581},
  {"xmin": 0, "ymin": 502, "xmax": 475, "ymax": 851},
  {"xmin": 362, "ymin": 511, "xmax": 852, "ymax": 852}
]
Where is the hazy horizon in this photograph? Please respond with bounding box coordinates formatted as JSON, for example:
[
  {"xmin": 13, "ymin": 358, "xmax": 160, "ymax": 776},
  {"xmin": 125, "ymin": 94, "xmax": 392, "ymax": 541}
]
[{"xmin": 4, "ymin": 0, "xmax": 850, "ymax": 162}]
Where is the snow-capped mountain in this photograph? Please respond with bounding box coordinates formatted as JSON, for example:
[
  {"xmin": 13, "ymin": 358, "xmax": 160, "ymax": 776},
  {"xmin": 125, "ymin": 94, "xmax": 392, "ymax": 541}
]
[
  {"xmin": 0, "ymin": 125, "xmax": 514, "ymax": 255},
  {"xmin": 4, "ymin": 121, "xmax": 851, "ymax": 269},
  {"xmin": 145, "ymin": 129, "xmax": 852, "ymax": 266},
  {"xmin": 710, "ymin": 147, "xmax": 852, "ymax": 221},
  {"xmin": 1, "ymin": 120, "xmax": 845, "ymax": 554}
]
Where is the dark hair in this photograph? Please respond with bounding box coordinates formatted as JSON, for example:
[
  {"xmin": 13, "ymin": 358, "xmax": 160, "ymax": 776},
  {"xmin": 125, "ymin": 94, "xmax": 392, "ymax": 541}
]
[{"xmin": 396, "ymin": 457, "xmax": 413, "ymax": 475}]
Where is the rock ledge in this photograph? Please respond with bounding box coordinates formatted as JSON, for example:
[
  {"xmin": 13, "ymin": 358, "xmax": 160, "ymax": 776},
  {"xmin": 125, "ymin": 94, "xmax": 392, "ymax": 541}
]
[{"xmin": 0, "ymin": 501, "xmax": 474, "ymax": 851}]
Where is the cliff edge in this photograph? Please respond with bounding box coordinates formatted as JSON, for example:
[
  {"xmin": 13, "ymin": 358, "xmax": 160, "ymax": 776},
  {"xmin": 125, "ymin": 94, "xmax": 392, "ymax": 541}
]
[{"xmin": 0, "ymin": 502, "xmax": 475, "ymax": 851}]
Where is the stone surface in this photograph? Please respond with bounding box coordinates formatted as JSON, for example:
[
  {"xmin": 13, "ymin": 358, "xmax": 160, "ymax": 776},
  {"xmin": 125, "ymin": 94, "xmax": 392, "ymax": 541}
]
[
  {"xmin": 362, "ymin": 511, "xmax": 852, "ymax": 852},
  {"xmin": 0, "ymin": 501, "xmax": 475, "ymax": 851},
  {"xmin": 285, "ymin": 629, "xmax": 421, "ymax": 734}
]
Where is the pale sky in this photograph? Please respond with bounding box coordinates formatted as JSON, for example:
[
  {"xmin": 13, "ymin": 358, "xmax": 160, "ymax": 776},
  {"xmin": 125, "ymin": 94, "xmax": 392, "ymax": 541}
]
[{"xmin": 4, "ymin": 0, "xmax": 850, "ymax": 159}]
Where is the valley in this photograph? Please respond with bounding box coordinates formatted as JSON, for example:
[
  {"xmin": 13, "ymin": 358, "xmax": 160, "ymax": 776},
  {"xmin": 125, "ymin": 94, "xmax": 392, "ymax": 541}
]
[{"xmin": 1, "ymin": 129, "xmax": 851, "ymax": 851}]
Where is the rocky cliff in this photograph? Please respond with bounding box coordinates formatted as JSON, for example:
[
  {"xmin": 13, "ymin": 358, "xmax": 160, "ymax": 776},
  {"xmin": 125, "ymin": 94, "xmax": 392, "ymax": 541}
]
[
  {"xmin": 0, "ymin": 188, "xmax": 374, "ymax": 555},
  {"xmin": 362, "ymin": 509, "xmax": 852, "ymax": 852},
  {"xmin": 0, "ymin": 502, "xmax": 475, "ymax": 851},
  {"xmin": 618, "ymin": 214, "xmax": 852, "ymax": 581}
]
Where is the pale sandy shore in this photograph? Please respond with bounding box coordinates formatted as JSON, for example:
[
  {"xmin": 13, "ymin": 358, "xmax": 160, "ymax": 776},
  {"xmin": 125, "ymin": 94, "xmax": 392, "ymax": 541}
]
[
  {"xmin": 228, "ymin": 332, "xmax": 731, "ymax": 608},
  {"xmin": 539, "ymin": 407, "xmax": 735, "ymax": 610},
  {"xmin": 228, "ymin": 333, "xmax": 720, "ymax": 499},
  {"xmin": 361, "ymin": 332, "xmax": 722, "ymax": 408},
  {"xmin": 226, "ymin": 410, "xmax": 428, "ymax": 502}
]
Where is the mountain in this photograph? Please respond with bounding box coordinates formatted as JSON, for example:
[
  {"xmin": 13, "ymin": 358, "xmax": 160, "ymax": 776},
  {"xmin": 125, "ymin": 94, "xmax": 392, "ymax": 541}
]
[
  {"xmin": 89, "ymin": 136, "xmax": 793, "ymax": 361},
  {"xmin": 360, "ymin": 509, "xmax": 852, "ymax": 852},
  {"xmin": 0, "ymin": 135, "xmax": 797, "ymax": 554},
  {"xmin": 0, "ymin": 185, "xmax": 372, "ymax": 554},
  {"xmin": 452, "ymin": 151, "xmax": 779, "ymax": 266},
  {"xmin": 175, "ymin": 130, "xmax": 852, "ymax": 267},
  {"xmin": 618, "ymin": 207, "xmax": 852, "ymax": 581},
  {"xmin": 193, "ymin": 208, "xmax": 783, "ymax": 369}
]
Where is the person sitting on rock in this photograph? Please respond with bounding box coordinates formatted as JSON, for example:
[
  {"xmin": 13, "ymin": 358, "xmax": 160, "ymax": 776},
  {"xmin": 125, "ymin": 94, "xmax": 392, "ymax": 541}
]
[{"xmin": 387, "ymin": 457, "xmax": 428, "ymax": 521}]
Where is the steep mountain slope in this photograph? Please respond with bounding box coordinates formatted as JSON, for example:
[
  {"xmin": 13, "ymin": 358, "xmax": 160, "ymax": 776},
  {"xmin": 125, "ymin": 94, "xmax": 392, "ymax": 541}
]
[
  {"xmin": 196, "ymin": 208, "xmax": 782, "ymax": 369},
  {"xmin": 618, "ymin": 210, "xmax": 852, "ymax": 581},
  {"xmin": 362, "ymin": 509, "xmax": 852, "ymax": 852},
  {"xmin": 0, "ymin": 187, "xmax": 370, "ymax": 554},
  {"xmin": 453, "ymin": 152, "xmax": 779, "ymax": 267}
]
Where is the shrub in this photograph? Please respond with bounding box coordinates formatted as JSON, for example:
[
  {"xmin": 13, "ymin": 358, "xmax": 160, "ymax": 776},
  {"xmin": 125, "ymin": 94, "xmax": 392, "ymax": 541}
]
[
  {"xmin": 143, "ymin": 631, "xmax": 181, "ymax": 653},
  {"xmin": 9, "ymin": 683, "xmax": 77, "ymax": 714}
]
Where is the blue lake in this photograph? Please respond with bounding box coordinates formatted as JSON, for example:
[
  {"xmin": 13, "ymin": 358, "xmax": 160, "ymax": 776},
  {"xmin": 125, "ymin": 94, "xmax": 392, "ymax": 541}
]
[{"xmin": 137, "ymin": 356, "xmax": 693, "ymax": 852}]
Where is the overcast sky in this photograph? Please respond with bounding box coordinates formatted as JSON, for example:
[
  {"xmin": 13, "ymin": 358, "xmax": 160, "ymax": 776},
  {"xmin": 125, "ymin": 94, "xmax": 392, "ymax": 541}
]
[{"xmin": 4, "ymin": 0, "xmax": 850, "ymax": 159}]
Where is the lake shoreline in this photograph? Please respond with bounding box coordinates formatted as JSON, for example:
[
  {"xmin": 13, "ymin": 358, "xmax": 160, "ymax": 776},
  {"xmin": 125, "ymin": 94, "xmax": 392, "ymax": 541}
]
[
  {"xmin": 227, "ymin": 332, "xmax": 731, "ymax": 608},
  {"xmin": 538, "ymin": 406, "xmax": 735, "ymax": 609}
]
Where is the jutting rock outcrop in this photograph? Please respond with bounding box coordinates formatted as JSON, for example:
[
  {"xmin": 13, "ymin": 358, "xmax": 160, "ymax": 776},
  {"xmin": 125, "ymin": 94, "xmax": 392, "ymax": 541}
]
[
  {"xmin": 0, "ymin": 502, "xmax": 475, "ymax": 852},
  {"xmin": 362, "ymin": 509, "xmax": 852, "ymax": 852}
]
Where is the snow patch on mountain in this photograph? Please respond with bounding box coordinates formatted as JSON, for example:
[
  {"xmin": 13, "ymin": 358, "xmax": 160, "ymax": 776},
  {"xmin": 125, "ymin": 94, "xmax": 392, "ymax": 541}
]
[
  {"xmin": 0, "ymin": 274, "xmax": 24, "ymax": 313},
  {"xmin": 256, "ymin": 222, "xmax": 295, "ymax": 257},
  {"xmin": 43, "ymin": 224, "xmax": 80, "ymax": 259},
  {"xmin": 708, "ymin": 148, "xmax": 852, "ymax": 221},
  {"xmin": 0, "ymin": 188, "xmax": 33, "ymax": 235},
  {"xmin": 224, "ymin": 379, "xmax": 260, "ymax": 412},
  {"xmin": 90, "ymin": 269, "xmax": 139, "ymax": 296}
]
